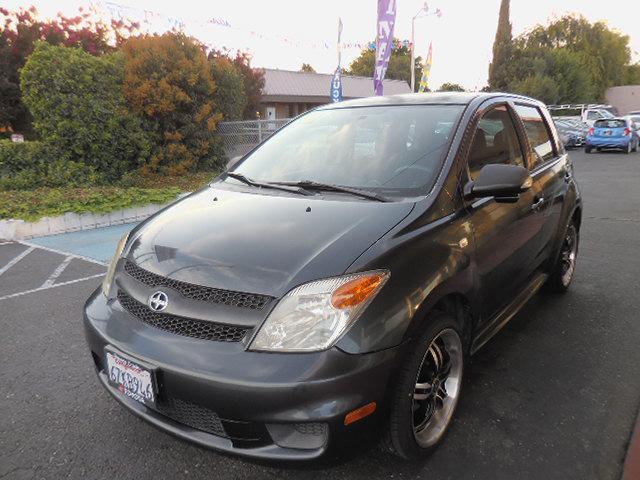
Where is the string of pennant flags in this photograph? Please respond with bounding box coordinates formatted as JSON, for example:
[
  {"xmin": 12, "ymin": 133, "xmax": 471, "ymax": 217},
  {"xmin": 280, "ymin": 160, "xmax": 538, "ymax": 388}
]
[{"xmin": 97, "ymin": 0, "xmax": 414, "ymax": 52}]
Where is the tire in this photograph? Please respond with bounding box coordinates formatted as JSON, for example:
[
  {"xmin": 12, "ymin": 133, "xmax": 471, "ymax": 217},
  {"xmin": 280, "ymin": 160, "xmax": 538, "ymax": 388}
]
[
  {"xmin": 585, "ymin": 146, "xmax": 592, "ymax": 154},
  {"xmin": 382, "ymin": 312, "xmax": 465, "ymax": 460},
  {"xmin": 545, "ymin": 220, "xmax": 579, "ymax": 293},
  {"xmin": 625, "ymin": 142, "xmax": 632, "ymax": 154}
]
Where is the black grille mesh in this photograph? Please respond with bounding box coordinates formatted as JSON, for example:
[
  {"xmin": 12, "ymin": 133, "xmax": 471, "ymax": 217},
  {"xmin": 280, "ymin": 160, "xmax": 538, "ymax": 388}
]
[
  {"xmin": 124, "ymin": 261, "xmax": 272, "ymax": 310},
  {"xmin": 294, "ymin": 423, "xmax": 327, "ymax": 436},
  {"xmin": 155, "ymin": 397, "xmax": 226, "ymax": 437},
  {"xmin": 118, "ymin": 291, "xmax": 250, "ymax": 342}
]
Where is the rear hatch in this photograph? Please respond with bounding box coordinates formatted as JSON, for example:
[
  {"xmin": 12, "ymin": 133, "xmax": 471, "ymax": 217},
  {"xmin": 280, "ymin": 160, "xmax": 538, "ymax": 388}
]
[{"xmin": 593, "ymin": 119, "xmax": 627, "ymax": 137}]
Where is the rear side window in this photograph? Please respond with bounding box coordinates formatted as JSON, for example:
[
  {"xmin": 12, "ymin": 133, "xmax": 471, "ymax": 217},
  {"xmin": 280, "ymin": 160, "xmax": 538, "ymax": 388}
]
[
  {"xmin": 594, "ymin": 119, "xmax": 626, "ymax": 128},
  {"xmin": 467, "ymin": 105, "xmax": 524, "ymax": 180},
  {"xmin": 514, "ymin": 105, "xmax": 555, "ymax": 169}
]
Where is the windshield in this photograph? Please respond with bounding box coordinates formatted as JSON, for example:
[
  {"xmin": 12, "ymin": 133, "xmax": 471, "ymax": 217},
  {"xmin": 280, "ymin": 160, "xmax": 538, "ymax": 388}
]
[
  {"xmin": 232, "ymin": 105, "xmax": 465, "ymax": 198},
  {"xmin": 594, "ymin": 119, "xmax": 626, "ymax": 128}
]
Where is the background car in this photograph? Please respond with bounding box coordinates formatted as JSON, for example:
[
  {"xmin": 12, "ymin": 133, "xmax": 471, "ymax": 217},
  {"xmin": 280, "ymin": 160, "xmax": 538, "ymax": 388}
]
[
  {"xmin": 625, "ymin": 114, "xmax": 640, "ymax": 144},
  {"xmin": 585, "ymin": 118, "xmax": 639, "ymax": 154},
  {"xmin": 553, "ymin": 117, "xmax": 588, "ymax": 148}
]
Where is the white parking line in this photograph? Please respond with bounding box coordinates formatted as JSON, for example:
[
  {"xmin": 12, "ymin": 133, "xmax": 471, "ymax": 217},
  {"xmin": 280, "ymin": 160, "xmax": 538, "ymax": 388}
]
[
  {"xmin": 0, "ymin": 273, "xmax": 104, "ymax": 302},
  {"xmin": 19, "ymin": 241, "xmax": 107, "ymax": 266},
  {"xmin": 40, "ymin": 255, "xmax": 74, "ymax": 289},
  {"xmin": 0, "ymin": 246, "xmax": 35, "ymax": 278},
  {"xmin": 0, "ymin": 241, "xmax": 13, "ymax": 246}
]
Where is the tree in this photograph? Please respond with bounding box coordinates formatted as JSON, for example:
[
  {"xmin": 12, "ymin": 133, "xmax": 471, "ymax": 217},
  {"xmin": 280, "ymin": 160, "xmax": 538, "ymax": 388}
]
[
  {"xmin": 232, "ymin": 53, "xmax": 265, "ymax": 119},
  {"xmin": 209, "ymin": 53, "xmax": 247, "ymax": 121},
  {"xmin": 123, "ymin": 33, "xmax": 222, "ymax": 174},
  {"xmin": 624, "ymin": 63, "xmax": 640, "ymax": 85},
  {"xmin": 348, "ymin": 39, "xmax": 422, "ymax": 91},
  {"xmin": 300, "ymin": 63, "xmax": 315, "ymax": 73},
  {"xmin": 438, "ymin": 83, "xmax": 465, "ymax": 92},
  {"xmin": 509, "ymin": 74, "xmax": 560, "ymax": 105},
  {"xmin": 0, "ymin": 6, "xmax": 138, "ymax": 133},
  {"xmin": 508, "ymin": 15, "xmax": 632, "ymax": 101},
  {"xmin": 20, "ymin": 42, "xmax": 151, "ymax": 182},
  {"xmin": 488, "ymin": 0, "xmax": 512, "ymax": 90}
]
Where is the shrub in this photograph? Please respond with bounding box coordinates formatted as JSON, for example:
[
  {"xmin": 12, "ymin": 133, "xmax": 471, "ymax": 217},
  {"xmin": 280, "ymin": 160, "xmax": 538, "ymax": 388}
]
[
  {"xmin": 122, "ymin": 33, "xmax": 224, "ymax": 175},
  {"xmin": 20, "ymin": 42, "xmax": 151, "ymax": 182},
  {"xmin": 210, "ymin": 54, "xmax": 247, "ymax": 121},
  {"xmin": 0, "ymin": 139, "xmax": 98, "ymax": 190}
]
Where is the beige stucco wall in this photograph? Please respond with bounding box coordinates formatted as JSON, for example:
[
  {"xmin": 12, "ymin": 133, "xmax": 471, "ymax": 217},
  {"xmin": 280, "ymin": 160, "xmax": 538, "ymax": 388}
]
[{"xmin": 605, "ymin": 86, "xmax": 640, "ymax": 115}]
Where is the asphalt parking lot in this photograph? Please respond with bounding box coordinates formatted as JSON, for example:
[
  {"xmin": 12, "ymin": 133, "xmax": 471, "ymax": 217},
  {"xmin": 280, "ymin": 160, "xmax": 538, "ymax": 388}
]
[{"xmin": 1, "ymin": 149, "xmax": 639, "ymax": 479}]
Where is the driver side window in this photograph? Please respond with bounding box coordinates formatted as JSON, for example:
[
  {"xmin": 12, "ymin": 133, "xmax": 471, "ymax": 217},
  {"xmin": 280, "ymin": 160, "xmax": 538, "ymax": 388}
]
[{"xmin": 467, "ymin": 105, "xmax": 524, "ymax": 180}]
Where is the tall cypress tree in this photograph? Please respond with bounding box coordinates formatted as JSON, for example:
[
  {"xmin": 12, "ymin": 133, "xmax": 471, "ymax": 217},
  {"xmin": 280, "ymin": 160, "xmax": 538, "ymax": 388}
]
[{"xmin": 488, "ymin": 0, "xmax": 512, "ymax": 90}]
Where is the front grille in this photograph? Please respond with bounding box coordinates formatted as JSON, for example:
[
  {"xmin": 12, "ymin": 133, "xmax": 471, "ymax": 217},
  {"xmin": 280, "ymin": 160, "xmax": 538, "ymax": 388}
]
[
  {"xmin": 124, "ymin": 261, "xmax": 272, "ymax": 310},
  {"xmin": 155, "ymin": 397, "xmax": 226, "ymax": 437},
  {"xmin": 118, "ymin": 291, "xmax": 250, "ymax": 342}
]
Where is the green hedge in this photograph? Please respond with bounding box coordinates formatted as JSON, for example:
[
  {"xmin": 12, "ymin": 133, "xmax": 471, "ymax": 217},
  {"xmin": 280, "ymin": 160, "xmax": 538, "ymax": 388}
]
[
  {"xmin": 0, "ymin": 140, "xmax": 98, "ymax": 190},
  {"xmin": 0, "ymin": 186, "xmax": 181, "ymax": 221},
  {"xmin": 20, "ymin": 42, "xmax": 152, "ymax": 182}
]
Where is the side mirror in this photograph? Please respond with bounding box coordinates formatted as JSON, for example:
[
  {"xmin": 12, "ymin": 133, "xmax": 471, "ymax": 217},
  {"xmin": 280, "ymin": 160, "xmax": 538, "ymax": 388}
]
[
  {"xmin": 465, "ymin": 164, "xmax": 532, "ymax": 203},
  {"xmin": 225, "ymin": 155, "xmax": 242, "ymax": 171}
]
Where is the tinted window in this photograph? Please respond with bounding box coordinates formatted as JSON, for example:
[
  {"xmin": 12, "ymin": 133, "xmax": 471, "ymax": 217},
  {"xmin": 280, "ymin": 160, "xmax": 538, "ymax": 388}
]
[
  {"xmin": 234, "ymin": 105, "xmax": 464, "ymax": 197},
  {"xmin": 594, "ymin": 119, "xmax": 626, "ymax": 128},
  {"xmin": 587, "ymin": 111, "xmax": 601, "ymax": 120},
  {"xmin": 467, "ymin": 105, "xmax": 524, "ymax": 180},
  {"xmin": 515, "ymin": 105, "xmax": 555, "ymax": 168}
]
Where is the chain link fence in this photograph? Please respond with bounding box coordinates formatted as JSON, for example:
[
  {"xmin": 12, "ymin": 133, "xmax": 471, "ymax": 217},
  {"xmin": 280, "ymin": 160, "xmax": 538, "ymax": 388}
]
[{"xmin": 218, "ymin": 118, "xmax": 291, "ymax": 159}]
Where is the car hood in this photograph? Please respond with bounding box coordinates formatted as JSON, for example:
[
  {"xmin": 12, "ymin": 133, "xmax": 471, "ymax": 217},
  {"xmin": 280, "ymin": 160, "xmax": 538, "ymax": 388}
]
[{"xmin": 126, "ymin": 186, "xmax": 414, "ymax": 297}]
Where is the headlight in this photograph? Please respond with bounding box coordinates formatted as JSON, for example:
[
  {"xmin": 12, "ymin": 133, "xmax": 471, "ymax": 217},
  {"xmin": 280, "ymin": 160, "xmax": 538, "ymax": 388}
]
[
  {"xmin": 249, "ymin": 270, "xmax": 389, "ymax": 352},
  {"xmin": 101, "ymin": 233, "xmax": 129, "ymax": 297}
]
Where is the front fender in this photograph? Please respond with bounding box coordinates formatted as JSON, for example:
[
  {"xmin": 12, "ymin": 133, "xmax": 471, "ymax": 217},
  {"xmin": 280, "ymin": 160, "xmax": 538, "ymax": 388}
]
[{"xmin": 336, "ymin": 207, "xmax": 476, "ymax": 354}]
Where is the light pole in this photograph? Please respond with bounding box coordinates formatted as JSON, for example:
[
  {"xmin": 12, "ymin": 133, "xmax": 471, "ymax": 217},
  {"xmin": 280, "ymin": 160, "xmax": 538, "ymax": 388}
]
[{"xmin": 410, "ymin": 3, "xmax": 440, "ymax": 92}]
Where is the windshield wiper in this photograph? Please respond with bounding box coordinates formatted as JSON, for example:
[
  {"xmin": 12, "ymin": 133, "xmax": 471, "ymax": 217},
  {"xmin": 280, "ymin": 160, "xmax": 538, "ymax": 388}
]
[
  {"xmin": 225, "ymin": 172, "xmax": 312, "ymax": 196},
  {"xmin": 273, "ymin": 180, "xmax": 389, "ymax": 202}
]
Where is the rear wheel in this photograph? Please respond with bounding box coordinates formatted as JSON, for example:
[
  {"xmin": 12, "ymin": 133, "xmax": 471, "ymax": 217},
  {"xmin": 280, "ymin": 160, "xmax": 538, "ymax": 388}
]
[
  {"xmin": 625, "ymin": 142, "xmax": 632, "ymax": 154},
  {"xmin": 585, "ymin": 146, "xmax": 592, "ymax": 154},
  {"xmin": 545, "ymin": 221, "xmax": 579, "ymax": 293},
  {"xmin": 383, "ymin": 313, "xmax": 465, "ymax": 459}
]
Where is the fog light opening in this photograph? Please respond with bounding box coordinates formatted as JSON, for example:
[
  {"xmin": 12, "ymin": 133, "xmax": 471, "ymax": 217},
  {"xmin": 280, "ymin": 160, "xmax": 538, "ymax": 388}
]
[{"xmin": 344, "ymin": 402, "xmax": 377, "ymax": 426}]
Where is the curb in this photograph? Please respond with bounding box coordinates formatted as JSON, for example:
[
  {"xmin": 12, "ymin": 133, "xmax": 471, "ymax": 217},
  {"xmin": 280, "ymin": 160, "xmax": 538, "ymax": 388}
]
[{"xmin": 0, "ymin": 194, "xmax": 188, "ymax": 241}]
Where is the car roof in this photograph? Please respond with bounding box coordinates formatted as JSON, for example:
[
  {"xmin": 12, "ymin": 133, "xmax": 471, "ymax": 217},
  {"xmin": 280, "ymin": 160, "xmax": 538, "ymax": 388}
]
[
  {"xmin": 594, "ymin": 117, "xmax": 629, "ymax": 122},
  {"xmin": 316, "ymin": 91, "xmax": 543, "ymax": 110}
]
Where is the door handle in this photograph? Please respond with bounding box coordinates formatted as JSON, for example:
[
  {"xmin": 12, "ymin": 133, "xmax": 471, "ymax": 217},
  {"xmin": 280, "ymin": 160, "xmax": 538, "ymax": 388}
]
[{"xmin": 531, "ymin": 197, "xmax": 545, "ymax": 211}]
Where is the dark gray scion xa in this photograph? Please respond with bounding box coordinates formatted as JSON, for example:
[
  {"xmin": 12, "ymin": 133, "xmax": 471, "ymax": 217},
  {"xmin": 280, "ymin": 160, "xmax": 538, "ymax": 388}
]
[{"xmin": 85, "ymin": 92, "xmax": 581, "ymax": 460}]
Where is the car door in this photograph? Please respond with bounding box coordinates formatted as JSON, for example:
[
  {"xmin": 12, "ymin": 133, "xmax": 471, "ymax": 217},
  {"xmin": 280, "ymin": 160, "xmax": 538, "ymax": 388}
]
[
  {"xmin": 513, "ymin": 103, "xmax": 567, "ymax": 269},
  {"xmin": 463, "ymin": 102, "xmax": 545, "ymax": 322}
]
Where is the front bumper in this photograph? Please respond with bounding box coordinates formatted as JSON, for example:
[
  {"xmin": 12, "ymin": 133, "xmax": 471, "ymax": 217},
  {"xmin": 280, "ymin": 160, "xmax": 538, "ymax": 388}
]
[{"xmin": 83, "ymin": 288, "xmax": 402, "ymax": 460}]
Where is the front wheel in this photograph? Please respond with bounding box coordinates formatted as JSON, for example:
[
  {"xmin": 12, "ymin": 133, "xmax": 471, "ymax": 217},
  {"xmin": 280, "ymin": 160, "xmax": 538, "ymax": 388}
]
[
  {"xmin": 545, "ymin": 220, "xmax": 579, "ymax": 293},
  {"xmin": 382, "ymin": 313, "xmax": 465, "ymax": 459}
]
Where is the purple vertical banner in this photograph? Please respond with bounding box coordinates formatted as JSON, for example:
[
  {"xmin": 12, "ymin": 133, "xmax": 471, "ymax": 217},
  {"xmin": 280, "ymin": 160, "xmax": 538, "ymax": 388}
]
[{"xmin": 374, "ymin": 0, "xmax": 396, "ymax": 96}]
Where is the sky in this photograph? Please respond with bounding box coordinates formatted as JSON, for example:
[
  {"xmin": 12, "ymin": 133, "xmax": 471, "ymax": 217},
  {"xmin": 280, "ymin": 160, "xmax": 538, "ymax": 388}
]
[{"xmin": 4, "ymin": 0, "xmax": 640, "ymax": 91}]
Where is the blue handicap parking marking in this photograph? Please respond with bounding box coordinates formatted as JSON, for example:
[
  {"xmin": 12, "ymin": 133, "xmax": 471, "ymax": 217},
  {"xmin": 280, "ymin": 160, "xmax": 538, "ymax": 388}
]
[{"xmin": 29, "ymin": 223, "xmax": 137, "ymax": 264}]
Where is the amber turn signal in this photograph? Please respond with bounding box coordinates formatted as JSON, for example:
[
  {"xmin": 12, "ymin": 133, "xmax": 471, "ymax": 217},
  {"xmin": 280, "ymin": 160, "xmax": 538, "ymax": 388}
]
[
  {"xmin": 331, "ymin": 272, "xmax": 387, "ymax": 310},
  {"xmin": 344, "ymin": 402, "xmax": 377, "ymax": 426}
]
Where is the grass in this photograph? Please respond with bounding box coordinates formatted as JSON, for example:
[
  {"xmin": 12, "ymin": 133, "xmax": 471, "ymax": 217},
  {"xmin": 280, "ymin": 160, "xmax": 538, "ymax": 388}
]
[{"xmin": 0, "ymin": 171, "xmax": 219, "ymax": 222}]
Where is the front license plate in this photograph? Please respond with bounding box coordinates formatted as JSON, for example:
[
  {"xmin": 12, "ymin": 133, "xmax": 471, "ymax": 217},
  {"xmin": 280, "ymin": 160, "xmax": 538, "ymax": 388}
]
[{"xmin": 105, "ymin": 351, "xmax": 156, "ymax": 406}]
